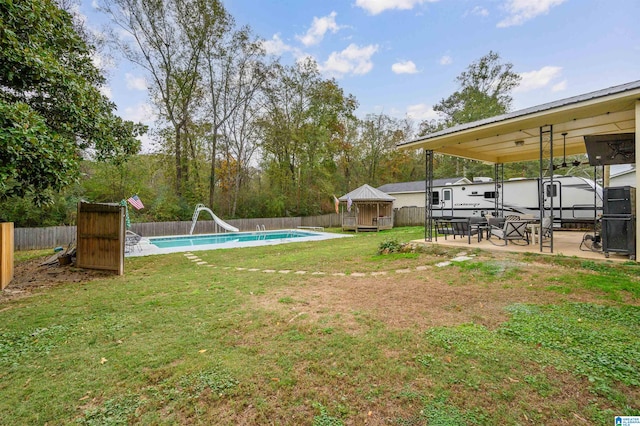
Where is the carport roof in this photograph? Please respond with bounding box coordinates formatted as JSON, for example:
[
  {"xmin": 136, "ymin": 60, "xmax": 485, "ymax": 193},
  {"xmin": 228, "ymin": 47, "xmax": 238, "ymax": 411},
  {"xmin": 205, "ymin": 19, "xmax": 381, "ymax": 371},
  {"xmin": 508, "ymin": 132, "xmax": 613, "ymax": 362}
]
[{"xmin": 398, "ymin": 80, "xmax": 640, "ymax": 164}]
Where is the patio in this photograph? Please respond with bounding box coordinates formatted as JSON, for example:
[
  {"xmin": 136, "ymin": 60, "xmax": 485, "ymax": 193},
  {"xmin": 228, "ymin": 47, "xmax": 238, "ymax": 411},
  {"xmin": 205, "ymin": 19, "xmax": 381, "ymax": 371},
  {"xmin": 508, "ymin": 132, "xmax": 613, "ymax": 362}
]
[{"xmin": 414, "ymin": 229, "xmax": 632, "ymax": 263}]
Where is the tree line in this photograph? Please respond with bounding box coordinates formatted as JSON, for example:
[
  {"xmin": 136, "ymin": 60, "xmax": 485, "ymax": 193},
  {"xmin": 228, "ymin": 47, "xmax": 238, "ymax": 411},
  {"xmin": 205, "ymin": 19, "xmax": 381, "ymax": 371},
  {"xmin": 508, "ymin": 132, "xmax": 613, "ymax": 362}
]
[{"xmin": 0, "ymin": 0, "xmax": 592, "ymax": 227}]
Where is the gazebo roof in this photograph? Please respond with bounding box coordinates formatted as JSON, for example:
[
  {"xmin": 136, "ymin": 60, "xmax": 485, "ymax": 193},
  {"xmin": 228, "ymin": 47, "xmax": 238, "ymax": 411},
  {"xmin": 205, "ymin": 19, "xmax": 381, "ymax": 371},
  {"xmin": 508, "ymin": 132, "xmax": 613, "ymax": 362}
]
[{"xmin": 339, "ymin": 184, "xmax": 395, "ymax": 202}]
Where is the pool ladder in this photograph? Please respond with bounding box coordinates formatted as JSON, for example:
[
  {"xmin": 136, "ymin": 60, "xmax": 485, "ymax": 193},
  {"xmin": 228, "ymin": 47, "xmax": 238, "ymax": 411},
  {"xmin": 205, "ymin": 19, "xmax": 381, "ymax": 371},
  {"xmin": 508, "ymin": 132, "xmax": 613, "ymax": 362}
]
[{"xmin": 256, "ymin": 224, "xmax": 266, "ymax": 239}]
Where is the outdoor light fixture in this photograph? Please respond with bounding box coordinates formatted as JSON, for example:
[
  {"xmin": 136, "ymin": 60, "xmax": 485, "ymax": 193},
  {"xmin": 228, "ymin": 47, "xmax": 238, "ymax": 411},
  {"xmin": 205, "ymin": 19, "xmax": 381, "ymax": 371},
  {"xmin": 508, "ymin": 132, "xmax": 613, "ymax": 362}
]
[{"xmin": 514, "ymin": 140, "xmax": 524, "ymax": 147}]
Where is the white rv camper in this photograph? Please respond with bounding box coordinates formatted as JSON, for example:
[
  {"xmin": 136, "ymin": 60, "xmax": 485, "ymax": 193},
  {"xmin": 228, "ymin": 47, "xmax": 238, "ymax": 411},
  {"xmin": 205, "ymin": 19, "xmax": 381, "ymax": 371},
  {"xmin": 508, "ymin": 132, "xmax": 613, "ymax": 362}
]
[{"xmin": 378, "ymin": 176, "xmax": 603, "ymax": 224}]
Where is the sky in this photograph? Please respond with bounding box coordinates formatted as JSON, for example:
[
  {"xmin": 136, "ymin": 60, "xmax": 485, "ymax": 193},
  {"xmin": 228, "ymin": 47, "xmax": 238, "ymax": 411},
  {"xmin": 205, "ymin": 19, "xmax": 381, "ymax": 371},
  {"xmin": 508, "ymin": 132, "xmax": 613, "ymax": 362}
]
[{"xmin": 78, "ymin": 0, "xmax": 640, "ymax": 152}]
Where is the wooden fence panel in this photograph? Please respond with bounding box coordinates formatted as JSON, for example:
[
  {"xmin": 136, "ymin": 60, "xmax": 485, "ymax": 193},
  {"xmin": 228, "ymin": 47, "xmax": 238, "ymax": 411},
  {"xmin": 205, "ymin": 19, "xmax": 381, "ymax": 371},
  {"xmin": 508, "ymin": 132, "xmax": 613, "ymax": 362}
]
[
  {"xmin": 14, "ymin": 212, "xmax": 376, "ymax": 251},
  {"xmin": 394, "ymin": 207, "xmax": 425, "ymax": 227},
  {"xmin": 76, "ymin": 202, "xmax": 124, "ymax": 275},
  {"xmin": 1, "ymin": 222, "xmax": 14, "ymax": 289}
]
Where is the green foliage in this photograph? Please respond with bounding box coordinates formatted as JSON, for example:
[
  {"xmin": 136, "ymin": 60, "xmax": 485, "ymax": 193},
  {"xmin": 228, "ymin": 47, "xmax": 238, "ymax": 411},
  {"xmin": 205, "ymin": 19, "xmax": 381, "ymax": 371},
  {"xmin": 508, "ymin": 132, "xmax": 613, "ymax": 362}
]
[
  {"xmin": 0, "ymin": 0, "xmax": 145, "ymax": 203},
  {"xmin": 377, "ymin": 238, "xmax": 402, "ymax": 254},
  {"xmin": 178, "ymin": 366, "xmax": 239, "ymax": 397},
  {"xmin": 500, "ymin": 303, "xmax": 640, "ymax": 387},
  {"xmin": 312, "ymin": 403, "xmax": 344, "ymax": 426},
  {"xmin": 80, "ymin": 393, "xmax": 143, "ymax": 426}
]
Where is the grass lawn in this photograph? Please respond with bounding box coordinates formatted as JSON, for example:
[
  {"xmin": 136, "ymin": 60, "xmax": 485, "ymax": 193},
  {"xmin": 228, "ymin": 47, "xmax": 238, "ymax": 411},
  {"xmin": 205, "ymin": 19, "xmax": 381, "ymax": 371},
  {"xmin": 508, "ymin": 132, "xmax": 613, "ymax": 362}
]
[{"xmin": 1, "ymin": 227, "xmax": 639, "ymax": 425}]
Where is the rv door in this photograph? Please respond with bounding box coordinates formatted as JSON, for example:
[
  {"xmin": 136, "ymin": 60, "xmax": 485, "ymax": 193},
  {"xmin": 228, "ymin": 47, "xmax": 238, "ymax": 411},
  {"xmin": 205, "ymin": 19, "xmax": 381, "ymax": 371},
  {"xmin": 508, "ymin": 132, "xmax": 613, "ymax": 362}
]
[
  {"xmin": 543, "ymin": 181, "xmax": 561, "ymax": 219},
  {"xmin": 441, "ymin": 188, "xmax": 454, "ymax": 217}
]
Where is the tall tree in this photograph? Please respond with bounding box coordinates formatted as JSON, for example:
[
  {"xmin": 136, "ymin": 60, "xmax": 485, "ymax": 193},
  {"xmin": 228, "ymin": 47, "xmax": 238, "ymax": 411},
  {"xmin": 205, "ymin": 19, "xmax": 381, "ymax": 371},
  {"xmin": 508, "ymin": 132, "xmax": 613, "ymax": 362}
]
[
  {"xmin": 434, "ymin": 51, "xmax": 521, "ymax": 126},
  {"xmin": 202, "ymin": 25, "xmax": 268, "ymax": 207},
  {"xmin": 100, "ymin": 0, "xmax": 230, "ymax": 196},
  {"xmin": 259, "ymin": 59, "xmax": 356, "ymax": 215},
  {"xmin": 419, "ymin": 51, "xmax": 521, "ymax": 179},
  {"xmin": 0, "ymin": 0, "xmax": 144, "ymax": 205}
]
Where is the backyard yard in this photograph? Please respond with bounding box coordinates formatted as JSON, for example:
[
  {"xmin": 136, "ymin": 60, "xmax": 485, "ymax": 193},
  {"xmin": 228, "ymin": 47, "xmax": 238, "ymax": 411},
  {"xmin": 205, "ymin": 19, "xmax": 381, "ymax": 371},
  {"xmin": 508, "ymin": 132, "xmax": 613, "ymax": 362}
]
[{"xmin": 1, "ymin": 227, "xmax": 639, "ymax": 425}]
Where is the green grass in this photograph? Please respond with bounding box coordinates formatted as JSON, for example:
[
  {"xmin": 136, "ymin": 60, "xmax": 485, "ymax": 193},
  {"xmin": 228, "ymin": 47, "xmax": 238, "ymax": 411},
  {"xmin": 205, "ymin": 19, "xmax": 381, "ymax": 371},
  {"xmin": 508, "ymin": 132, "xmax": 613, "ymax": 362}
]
[{"xmin": 1, "ymin": 227, "xmax": 639, "ymax": 424}]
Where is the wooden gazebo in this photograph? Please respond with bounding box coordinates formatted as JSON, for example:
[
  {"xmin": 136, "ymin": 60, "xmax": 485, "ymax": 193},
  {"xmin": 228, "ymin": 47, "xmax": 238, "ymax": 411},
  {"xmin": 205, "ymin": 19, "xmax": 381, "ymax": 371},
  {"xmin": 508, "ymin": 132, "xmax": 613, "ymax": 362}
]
[{"xmin": 339, "ymin": 184, "xmax": 395, "ymax": 232}]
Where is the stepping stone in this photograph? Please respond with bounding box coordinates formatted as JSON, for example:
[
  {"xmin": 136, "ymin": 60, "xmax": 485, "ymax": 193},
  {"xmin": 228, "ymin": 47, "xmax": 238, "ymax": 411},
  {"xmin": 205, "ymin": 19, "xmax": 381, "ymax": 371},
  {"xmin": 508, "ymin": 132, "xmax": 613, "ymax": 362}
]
[
  {"xmin": 395, "ymin": 269, "xmax": 411, "ymax": 274},
  {"xmin": 295, "ymin": 271, "xmax": 307, "ymax": 275},
  {"xmin": 248, "ymin": 268, "xmax": 260, "ymax": 272},
  {"xmin": 351, "ymin": 272, "xmax": 366, "ymax": 277},
  {"xmin": 332, "ymin": 272, "xmax": 346, "ymax": 276},
  {"xmin": 263, "ymin": 269, "xmax": 276, "ymax": 273},
  {"xmin": 371, "ymin": 271, "xmax": 387, "ymax": 276},
  {"xmin": 278, "ymin": 270, "xmax": 291, "ymax": 274},
  {"xmin": 236, "ymin": 267, "xmax": 246, "ymax": 271},
  {"xmin": 451, "ymin": 256, "xmax": 473, "ymax": 262},
  {"xmin": 436, "ymin": 261, "xmax": 451, "ymax": 267},
  {"xmin": 196, "ymin": 261, "xmax": 208, "ymax": 265},
  {"xmin": 311, "ymin": 272, "xmax": 325, "ymax": 275},
  {"xmin": 415, "ymin": 266, "xmax": 429, "ymax": 271}
]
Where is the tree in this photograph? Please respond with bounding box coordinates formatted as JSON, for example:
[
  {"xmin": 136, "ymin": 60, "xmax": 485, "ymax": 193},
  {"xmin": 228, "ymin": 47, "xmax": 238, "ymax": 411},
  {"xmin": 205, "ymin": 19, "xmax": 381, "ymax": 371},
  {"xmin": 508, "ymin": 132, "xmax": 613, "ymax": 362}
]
[
  {"xmin": 0, "ymin": 0, "xmax": 145, "ymax": 204},
  {"xmin": 259, "ymin": 59, "xmax": 357, "ymax": 215},
  {"xmin": 101, "ymin": 0, "xmax": 230, "ymax": 197},
  {"xmin": 419, "ymin": 51, "xmax": 521, "ymax": 179},
  {"xmin": 434, "ymin": 51, "xmax": 521, "ymax": 126}
]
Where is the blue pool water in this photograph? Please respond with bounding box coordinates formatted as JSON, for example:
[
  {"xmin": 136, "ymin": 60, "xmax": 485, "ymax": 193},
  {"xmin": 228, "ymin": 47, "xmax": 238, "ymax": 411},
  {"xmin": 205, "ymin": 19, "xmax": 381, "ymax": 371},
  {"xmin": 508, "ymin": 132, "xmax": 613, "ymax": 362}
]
[{"xmin": 150, "ymin": 230, "xmax": 320, "ymax": 249}]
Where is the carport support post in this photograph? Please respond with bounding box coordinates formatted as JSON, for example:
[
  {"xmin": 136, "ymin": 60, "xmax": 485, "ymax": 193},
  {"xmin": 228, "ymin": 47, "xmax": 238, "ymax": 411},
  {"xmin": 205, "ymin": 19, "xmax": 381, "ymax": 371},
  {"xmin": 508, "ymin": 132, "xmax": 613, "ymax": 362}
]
[
  {"xmin": 539, "ymin": 125, "xmax": 554, "ymax": 253},
  {"xmin": 636, "ymin": 100, "xmax": 640, "ymax": 260},
  {"xmin": 425, "ymin": 150, "xmax": 433, "ymax": 241}
]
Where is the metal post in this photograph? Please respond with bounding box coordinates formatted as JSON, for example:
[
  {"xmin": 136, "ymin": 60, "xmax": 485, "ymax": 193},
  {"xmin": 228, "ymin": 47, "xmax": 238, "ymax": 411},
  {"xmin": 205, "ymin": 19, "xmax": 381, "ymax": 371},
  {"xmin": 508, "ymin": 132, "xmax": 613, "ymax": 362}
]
[
  {"xmin": 540, "ymin": 125, "xmax": 554, "ymax": 253},
  {"xmin": 425, "ymin": 150, "xmax": 433, "ymax": 241}
]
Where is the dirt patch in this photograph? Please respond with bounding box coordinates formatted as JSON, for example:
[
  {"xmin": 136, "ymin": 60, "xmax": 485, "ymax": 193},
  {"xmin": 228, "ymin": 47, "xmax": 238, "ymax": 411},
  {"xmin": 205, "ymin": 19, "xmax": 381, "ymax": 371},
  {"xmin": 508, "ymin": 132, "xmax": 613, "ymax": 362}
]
[
  {"xmin": 253, "ymin": 259, "xmax": 608, "ymax": 332},
  {"xmin": 1, "ymin": 256, "xmax": 112, "ymax": 304}
]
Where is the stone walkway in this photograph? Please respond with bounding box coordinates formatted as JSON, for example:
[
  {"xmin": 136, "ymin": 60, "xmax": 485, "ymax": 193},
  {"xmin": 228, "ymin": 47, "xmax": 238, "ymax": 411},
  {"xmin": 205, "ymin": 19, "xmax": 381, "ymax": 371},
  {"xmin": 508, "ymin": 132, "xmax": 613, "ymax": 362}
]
[{"xmin": 183, "ymin": 251, "xmax": 476, "ymax": 276}]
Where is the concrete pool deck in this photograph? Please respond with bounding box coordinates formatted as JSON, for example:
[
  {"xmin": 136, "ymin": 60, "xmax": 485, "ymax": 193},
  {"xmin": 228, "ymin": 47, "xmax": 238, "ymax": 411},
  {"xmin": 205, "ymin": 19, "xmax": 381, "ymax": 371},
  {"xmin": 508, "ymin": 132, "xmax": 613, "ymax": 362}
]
[{"xmin": 126, "ymin": 229, "xmax": 352, "ymax": 257}]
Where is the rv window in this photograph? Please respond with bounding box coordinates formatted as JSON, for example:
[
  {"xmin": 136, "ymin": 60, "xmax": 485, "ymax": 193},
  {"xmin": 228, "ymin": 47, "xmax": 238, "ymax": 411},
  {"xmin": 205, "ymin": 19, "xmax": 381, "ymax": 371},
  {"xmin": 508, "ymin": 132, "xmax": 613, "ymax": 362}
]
[
  {"xmin": 484, "ymin": 191, "xmax": 496, "ymax": 199},
  {"xmin": 546, "ymin": 185, "xmax": 558, "ymax": 197},
  {"xmin": 431, "ymin": 192, "xmax": 439, "ymax": 205},
  {"xmin": 443, "ymin": 191, "xmax": 451, "ymax": 201}
]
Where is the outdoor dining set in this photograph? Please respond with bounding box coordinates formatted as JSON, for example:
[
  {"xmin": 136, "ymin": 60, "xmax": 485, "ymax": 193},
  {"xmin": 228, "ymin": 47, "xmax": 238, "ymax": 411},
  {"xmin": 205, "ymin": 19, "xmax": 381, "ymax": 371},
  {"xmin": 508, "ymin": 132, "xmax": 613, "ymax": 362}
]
[{"xmin": 434, "ymin": 215, "xmax": 553, "ymax": 246}]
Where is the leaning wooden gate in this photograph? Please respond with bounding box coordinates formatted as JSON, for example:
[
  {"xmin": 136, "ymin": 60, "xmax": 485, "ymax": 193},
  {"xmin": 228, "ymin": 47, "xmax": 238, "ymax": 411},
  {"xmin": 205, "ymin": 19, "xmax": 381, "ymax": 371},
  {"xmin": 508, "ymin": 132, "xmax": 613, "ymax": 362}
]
[
  {"xmin": 76, "ymin": 202, "xmax": 125, "ymax": 275},
  {"xmin": 1, "ymin": 222, "xmax": 14, "ymax": 289}
]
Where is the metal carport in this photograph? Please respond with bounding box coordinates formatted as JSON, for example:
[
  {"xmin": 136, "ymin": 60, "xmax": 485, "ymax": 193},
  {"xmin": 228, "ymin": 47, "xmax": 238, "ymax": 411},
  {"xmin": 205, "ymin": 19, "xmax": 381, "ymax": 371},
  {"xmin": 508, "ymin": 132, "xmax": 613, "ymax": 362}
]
[{"xmin": 397, "ymin": 80, "xmax": 640, "ymax": 256}]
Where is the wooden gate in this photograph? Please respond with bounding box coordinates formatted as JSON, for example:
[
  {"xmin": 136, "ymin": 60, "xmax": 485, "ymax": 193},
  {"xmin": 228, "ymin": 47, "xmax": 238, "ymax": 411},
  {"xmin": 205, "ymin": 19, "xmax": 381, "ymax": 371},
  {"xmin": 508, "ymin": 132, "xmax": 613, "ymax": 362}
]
[
  {"xmin": 76, "ymin": 202, "xmax": 125, "ymax": 275},
  {"xmin": 1, "ymin": 222, "xmax": 14, "ymax": 289}
]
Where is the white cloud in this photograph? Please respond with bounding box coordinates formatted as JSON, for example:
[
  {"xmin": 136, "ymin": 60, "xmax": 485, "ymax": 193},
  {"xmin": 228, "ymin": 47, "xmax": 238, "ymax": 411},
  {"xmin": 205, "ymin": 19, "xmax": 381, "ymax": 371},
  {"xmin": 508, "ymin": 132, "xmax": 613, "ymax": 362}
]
[
  {"xmin": 122, "ymin": 102, "xmax": 155, "ymax": 124},
  {"xmin": 355, "ymin": 0, "xmax": 439, "ymax": 15},
  {"xmin": 319, "ymin": 43, "xmax": 378, "ymax": 78},
  {"xmin": 514, "ymin": 66, "xmax": 563, "ymax": 92},
  {"xmin": 296, "ymin": 11, "xmax": 343, "ymax": 46},
  {"xmin": 552, "ymin": 79, "xmax": 567, "ymax": 92},
  {"xmin": 439, "ymin": 55, "xmax": 452, "ymax": 65},
  {"xmin": 392, "ymin": 60, "xmax": 418, "ymax": 74},
  {"xmin": 260, "ymin": 34, "xmax": 294, "ymax": 56},
  {"xmin": 497, "ymin": 0, "xmax": 566, "ymax": 28},
  {"xmin": 99, "ymin": 85, "xmax": 112, "ymax": 99},
  {"xmin": 406, "ymin": 103, "xmax": 440, "ymax": 121},
  {"xmin": 125, "ymin": 73, "xmax": 147, "ymax": 91},
  {"xmin": 467, "ymin": 6, "xmax": 489, "ymax": 17}
]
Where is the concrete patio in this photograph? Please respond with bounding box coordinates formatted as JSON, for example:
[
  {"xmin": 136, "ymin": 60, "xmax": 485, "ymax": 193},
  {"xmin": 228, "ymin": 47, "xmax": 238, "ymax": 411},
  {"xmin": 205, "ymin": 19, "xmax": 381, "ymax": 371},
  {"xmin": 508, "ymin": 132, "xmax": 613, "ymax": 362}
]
[{"xmin": 414, "ymin": 230, "xmax": 633, "ymax": 263}]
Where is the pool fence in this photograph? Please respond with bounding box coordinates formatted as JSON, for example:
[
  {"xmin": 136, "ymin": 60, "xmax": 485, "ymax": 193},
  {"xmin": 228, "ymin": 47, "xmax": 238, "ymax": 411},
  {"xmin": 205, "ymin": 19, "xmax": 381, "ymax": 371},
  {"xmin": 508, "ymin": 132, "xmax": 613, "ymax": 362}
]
[{"xmin": 13, "ymin": 207, "xmax": 425, "ymax": 250}]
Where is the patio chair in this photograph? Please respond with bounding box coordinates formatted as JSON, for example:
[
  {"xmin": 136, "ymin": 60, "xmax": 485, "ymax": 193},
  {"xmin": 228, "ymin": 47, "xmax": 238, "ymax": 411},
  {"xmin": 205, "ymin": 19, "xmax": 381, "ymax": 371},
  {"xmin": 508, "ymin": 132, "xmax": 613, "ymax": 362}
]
[
  {"xmin": 125, "ymin": 230, "xmax": 142, "ymax": 253},
  {"xmin": 489, "ymin": 219, "xmax": 530, "ymax": 245}
]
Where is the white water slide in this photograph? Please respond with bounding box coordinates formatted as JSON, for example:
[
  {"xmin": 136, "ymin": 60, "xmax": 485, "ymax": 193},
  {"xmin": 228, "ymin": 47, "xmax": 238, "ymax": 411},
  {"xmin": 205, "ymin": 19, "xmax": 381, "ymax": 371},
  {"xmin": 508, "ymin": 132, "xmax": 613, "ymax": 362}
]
[{"xmin": 189, "ymin": 204, "xmax": 239, "ymax": 235}]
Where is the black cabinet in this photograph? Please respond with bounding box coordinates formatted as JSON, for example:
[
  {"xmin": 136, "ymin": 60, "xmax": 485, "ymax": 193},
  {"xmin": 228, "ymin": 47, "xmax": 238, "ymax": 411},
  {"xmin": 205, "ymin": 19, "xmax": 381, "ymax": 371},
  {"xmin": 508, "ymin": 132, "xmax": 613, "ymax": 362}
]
[{"xmin": 601, "ymin": 215, "xmax": 635, "ymax": 259}]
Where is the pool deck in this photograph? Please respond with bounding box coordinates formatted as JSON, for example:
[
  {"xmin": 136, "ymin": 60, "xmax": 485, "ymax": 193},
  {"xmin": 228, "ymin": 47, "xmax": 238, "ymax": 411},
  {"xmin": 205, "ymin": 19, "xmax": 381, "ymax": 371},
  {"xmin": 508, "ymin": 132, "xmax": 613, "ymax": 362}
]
[{"xmin": 126, "ymin": 230, "xmax": 351, "ymax": 257}]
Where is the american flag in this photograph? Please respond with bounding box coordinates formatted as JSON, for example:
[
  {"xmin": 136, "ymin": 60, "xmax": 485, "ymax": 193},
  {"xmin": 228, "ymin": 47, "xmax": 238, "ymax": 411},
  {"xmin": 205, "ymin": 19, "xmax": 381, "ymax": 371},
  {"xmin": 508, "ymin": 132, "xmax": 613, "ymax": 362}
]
[
  {"xmin": 347, "ymin": 196, "xmax": 352, "ymax": 212},
  {"xmin": 127, "ymin": 195, "xmax": 144, "ymax": 210}
]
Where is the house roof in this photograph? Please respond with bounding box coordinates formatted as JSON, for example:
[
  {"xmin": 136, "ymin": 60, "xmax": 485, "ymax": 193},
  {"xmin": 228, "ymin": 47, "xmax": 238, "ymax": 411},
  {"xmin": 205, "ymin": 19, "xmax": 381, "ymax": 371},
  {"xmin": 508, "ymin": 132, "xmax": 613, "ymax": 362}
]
[
  {"xmin": 378, "ymin": 177, "xmax": 468, "ymax": 194},
  {"xmin": 339, "ymin": 184, "xmax": 395, "ymax": 201},
  {"xmin": 397, "ymin": 80, "xmax": 640, "ymax": 164}
]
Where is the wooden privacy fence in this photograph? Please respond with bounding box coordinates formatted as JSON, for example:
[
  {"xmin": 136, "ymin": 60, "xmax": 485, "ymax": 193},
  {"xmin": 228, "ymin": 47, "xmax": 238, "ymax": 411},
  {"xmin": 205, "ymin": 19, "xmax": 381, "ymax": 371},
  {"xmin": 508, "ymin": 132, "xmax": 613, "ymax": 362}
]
[
  {"xmin": 76, "ymin": 202, "xmax": 125, "ymax": 275},
  {"xmin": 1, "ymin": 222, "xmax": 14, "ymax": 289},
  {"xmin": 14, "ymin": 210, "xmax": 426, "ymax": 251}
]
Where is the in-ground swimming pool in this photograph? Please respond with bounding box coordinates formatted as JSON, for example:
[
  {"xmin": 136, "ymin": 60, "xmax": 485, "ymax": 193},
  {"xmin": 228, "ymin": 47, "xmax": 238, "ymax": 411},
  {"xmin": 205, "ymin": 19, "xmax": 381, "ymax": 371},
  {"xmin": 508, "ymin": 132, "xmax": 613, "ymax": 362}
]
[
  {"xmin": 150, "ymin": 230, "xmax": 320, "ymax": 248},
  {"xmin": 127, "ymin": 229, "xmax": 350, "ymax": 256}
]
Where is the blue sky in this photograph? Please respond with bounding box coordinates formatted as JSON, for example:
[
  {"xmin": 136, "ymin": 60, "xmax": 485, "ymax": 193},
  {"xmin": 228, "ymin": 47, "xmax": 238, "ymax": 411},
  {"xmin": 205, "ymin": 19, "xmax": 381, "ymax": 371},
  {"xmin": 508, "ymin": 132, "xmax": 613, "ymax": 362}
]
[{"xmin": 79, "ymin": 0, "xmax": 640, "ymax": 151}]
